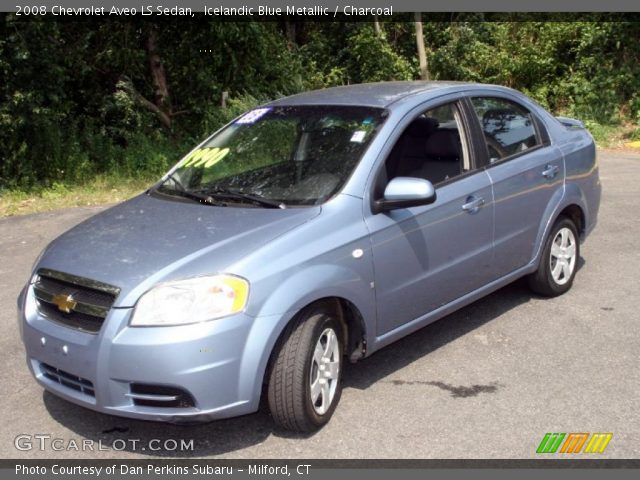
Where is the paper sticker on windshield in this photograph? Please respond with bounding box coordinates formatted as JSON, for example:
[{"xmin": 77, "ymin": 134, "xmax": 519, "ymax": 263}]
[
  {"xmin": 350, "ymin": 130, "xmax": 367, "ymax": 143},
  {"xmin": 236, "ymin": 108, "xmax": 271, "ymax": 125},
  {"xmin": 179, "ymin": 147, "xmax": 230, "ymax": 168}
]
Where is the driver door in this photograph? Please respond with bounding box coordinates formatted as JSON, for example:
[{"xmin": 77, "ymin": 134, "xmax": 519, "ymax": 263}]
[{"xmin": 364, "ymin": 99, "xmax": 495, "ymax": 336}]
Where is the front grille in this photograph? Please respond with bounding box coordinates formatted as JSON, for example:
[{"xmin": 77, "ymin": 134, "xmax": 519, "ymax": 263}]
[
  {"xmin": 32, "ymin": 268, "xmax": 119, "ymax": 334},
  {"xmin": 40, "ymin": 362, "xmax": 95, "ymax": 397},
  {"xmin": 37, "ymin": 275, "xmax": 114, "ymax": 308},
  {"xmin": 37, "ymin": 301, "xmax": 105, "ymax": 333},
  {"xmin": 128, "ymin": 383, "xmax": 196, "ymax": 408}
]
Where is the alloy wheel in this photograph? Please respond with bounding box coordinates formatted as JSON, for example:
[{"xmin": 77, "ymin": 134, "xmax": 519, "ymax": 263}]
[
  {"xmin": 549, "ymin": 227, "xmax": 577, "ymax": 285},
  {"xmin": 309, "ymin": 328, "xmax": 341, "ymax": 415}
]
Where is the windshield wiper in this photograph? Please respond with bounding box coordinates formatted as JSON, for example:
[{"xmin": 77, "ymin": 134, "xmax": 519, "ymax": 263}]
[
  {"xmin": 203, "ymin": 188, "xmax": 286, "ymax": 209},
  {"xmin": 163, "ymin": 172, "xmax": 187, "ymax": 192},
  {"xmin": 170, "ymin": 189, "xmax": 220, "ymax": 205},
  {"xmin": 156, "ymin": 174, "xmax": 222, "ymax": 206}
]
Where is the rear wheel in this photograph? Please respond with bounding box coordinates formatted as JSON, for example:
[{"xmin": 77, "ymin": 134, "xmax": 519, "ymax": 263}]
[
  {"xmin": 528, "ymin": 216, "xmax": 580, "ymax": 297},
  {"xmin": 267, "ymin": 306, "xmax": 343, "ymax": 432}
]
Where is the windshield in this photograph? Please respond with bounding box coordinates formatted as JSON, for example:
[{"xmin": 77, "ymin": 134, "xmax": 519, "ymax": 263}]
[{"xmin": 155, "ymin": 105, "xmax": 387, "ymax": 207}]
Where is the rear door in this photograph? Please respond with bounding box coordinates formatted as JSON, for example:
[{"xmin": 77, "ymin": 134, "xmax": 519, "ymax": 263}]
[{"xmin": 465, "ymin": 95, "xmax": 564, "ymax": 279}]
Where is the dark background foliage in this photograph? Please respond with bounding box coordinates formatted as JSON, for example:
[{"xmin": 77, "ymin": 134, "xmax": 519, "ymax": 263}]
[{"xmin": 1, "ymin": 14, "xmax": 638, "ymax": 190}]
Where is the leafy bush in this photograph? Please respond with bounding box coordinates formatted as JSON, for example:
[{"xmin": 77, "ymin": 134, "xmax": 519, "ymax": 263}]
[
  {"xmin": 344, "ymin": 26, "xmax": 414, "ymax": 83},
  {"xmin": 1, "ymin": 17, "xmax": 638, "ymax": 193}
]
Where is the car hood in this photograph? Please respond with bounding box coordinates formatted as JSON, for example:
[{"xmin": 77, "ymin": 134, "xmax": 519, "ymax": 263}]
[{"xmin": 36, "ymin": 193, "xmax": 320, "ymax": 307}]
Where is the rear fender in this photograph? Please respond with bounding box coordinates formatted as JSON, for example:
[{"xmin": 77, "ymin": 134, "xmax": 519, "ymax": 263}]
[{"xmin": 530, "ymin": 184, "xmax": 589, "ymax": 268}]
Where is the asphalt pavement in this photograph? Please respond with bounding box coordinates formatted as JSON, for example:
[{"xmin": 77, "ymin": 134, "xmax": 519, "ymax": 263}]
[{"xmin": 1, "ymin": 150, "xmax": 638, "ymax": 459}]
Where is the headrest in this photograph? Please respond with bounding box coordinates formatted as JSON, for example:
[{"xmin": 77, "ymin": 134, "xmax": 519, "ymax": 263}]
[
  {"xmin": 406, "ymin": 116, "xmax": 439, "ymax": 138},
  {"xmin": 424, "ymin": 130, "xmax": 461, "ymax": 159}
]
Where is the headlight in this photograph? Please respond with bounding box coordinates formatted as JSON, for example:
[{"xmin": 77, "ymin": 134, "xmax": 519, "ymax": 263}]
[{"xmin": 130, "ymin": 274, "xmax": 249, "ymax": 327}]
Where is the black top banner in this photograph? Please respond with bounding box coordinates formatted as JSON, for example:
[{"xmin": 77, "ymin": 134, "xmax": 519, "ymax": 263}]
[{"xmin": 4, "ymin": 0, "xmax": 640, "ymax": 13}]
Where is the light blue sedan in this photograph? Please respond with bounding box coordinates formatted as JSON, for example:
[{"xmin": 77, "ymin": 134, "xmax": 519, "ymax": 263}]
[{"xmin": 18, "ymin": 82, "xmax": 601, "ymax": 432}]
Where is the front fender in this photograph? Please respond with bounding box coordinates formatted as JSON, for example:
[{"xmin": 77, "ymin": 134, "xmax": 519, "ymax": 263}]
[
  {"xmin": 238, "ymin": 263, "xmax": 376, "ymax": 408},
  {"xmin": 256, "ymin": 263, "xmax": 375, "ymax": 322}
]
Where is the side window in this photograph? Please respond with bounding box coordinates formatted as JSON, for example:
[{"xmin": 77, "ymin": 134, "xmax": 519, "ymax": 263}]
[
  {"xmin": 470, "ymin": 97, "xmax": 540, "ymax": 163},
  {"xmin": 383, "ymin": 102, "xmax": 470, "ymax": 187}
]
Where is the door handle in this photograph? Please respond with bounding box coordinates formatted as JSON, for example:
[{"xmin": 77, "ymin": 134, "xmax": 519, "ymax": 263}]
[
  {"xmin": 462, "ymin": 196, "xmax": 485, "ymax": 213},
  {"xmin": 542, "ymin": 164, "xmax": 559, "ymax": 179}
]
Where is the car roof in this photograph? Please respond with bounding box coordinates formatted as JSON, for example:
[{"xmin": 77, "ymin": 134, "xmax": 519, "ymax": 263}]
[{"xmin": 267, "ymin": 81, "xmax": 495, "ymax": 109}]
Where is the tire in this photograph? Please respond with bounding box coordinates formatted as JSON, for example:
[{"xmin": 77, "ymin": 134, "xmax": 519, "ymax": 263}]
[
  {"xmin": 528, "ymin": 216, "xmax": 580, "ymax": 297},
  {"xmin": 267, "ymin": 306, "xmax": 343, "ymax": 432}
]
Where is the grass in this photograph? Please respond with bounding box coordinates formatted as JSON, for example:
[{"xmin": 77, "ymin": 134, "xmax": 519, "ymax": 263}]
[
  {"xmin": 0, "ymin": 176, "xmax": 155, "ymax": 218},
  {"xmin": 586, "ymin": 120, "xmax": 640, "ymax": 148},
  {"xmin": 1, "ymin": 122, "xmax": 638, "ymax": 218}
]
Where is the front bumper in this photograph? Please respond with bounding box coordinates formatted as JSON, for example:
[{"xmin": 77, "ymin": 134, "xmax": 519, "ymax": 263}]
[{"xmin": 18, "ymin": 284, "xmax": 282, "ymax": 423}]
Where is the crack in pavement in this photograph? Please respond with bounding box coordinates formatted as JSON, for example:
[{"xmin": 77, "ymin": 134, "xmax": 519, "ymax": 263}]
[{"xmin": 388, "ymin": 380, "xmax": 502, "ymax": 398}]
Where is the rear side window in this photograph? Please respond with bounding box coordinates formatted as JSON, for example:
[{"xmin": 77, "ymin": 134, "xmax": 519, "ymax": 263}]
[{"xmin": 470, "ymin": 97, "xmax": 540, "ymax": 163}]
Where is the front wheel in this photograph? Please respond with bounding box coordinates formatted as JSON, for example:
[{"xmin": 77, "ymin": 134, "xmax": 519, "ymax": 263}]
[
  {"xmin": 267, "ymin": 307, "xmax": 343, "ymax": 432},
  {"xmin": 528, "ymin": 216, "xmax": 580, "ymax": 297}
]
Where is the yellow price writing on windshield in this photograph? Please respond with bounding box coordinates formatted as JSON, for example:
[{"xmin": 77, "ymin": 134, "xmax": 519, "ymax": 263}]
[{"xmin": 180, "ymin": 147, "xmax": 230, "ymax": 168}]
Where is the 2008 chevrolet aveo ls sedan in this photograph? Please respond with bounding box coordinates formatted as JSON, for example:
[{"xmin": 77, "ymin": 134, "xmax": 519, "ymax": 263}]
[{"xmin": 18, "ymin": 82, "xmax": 601, "ymax": 432}]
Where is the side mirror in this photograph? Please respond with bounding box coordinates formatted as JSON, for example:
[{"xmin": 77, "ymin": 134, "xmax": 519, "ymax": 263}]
[{"xmin": 374, "ymin": 177, "xmax": 436, "ymax": 213}]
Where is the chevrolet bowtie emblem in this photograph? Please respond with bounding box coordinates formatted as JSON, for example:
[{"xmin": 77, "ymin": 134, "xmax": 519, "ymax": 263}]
[{"xmin": 52, "ymin": 294, "xmax": 77, "ymax": 314}]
